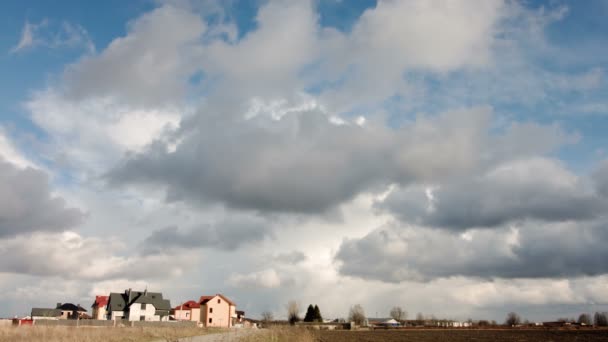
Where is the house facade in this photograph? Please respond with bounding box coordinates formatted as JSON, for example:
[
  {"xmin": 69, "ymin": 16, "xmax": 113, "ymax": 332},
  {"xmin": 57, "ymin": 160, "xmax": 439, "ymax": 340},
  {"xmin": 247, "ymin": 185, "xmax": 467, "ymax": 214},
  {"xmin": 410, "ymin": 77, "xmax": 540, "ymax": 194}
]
[
  {"xmin": 199, "ymin": 294, "xmax": 236, "ymax": 328},
  {"xmin": 31, "ymin": 308, "xmax": 62, "ymax": 321},
  {"xmin": 91, "ymin": 296, "xmax": 108, "ymax": 320},
  {"xmin": 106, "ymin": 289, "xmax": 171, "ymax": 321},
  {"xmin": 173, "ymin": 300, "xmax": 201, "ymax": 322}
]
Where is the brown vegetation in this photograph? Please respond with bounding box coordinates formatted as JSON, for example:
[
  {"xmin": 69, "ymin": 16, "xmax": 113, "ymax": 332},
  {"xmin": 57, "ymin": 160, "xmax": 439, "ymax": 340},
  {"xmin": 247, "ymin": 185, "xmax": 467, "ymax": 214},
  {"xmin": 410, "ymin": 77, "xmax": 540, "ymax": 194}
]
[
  {"xmin": 238, "ymin": 326, "xmax": 316, "ymax": 342},
  {"xmin": 315, "ymin": 329, "xmax": 608, "ymax": 342},
  {"xmin": 0, "ymin": 325, "xmax": 216, "ymax": 342}
]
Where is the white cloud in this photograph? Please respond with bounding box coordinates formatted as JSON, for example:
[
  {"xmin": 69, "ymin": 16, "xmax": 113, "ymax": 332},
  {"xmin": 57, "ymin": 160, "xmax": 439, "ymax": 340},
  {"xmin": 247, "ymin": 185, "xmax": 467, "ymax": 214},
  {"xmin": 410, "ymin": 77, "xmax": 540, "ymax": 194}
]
[
  {"xmin": 10, "ymin": 19, "xmax": 94, "ymax": 54},
  {"xmin": 0, "ymin": 128, "xmax": 35, "ymax": 169},
  {"xmin": 0, "ymin": 231, "xmax": 195, "ymax": 281}
]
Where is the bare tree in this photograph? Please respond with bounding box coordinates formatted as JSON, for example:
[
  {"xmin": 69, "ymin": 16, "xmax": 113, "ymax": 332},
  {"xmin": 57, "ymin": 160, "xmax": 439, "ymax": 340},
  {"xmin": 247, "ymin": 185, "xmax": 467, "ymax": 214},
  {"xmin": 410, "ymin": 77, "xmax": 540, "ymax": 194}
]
[
  {"xmin": 286, "ymin": 301, "xmax": 300, "ymax": 325},
  {"xmin": 261, "ymin": 311, "xmax": 274, "ymax": 323},
  {"xmin": 348, "ymin": 304, "xmax": 366, "ymax": 325},
  {"xmin": 390, "ymin": 306, "xmax": 407, "ymax": 322},
  {"xmin": 505, "ymin": 312, "xmax": 521, "ymax": 327},
  {"xmin": 578, "ymin": 313, "xmax": 591, "ymax": 325},
  {"xmin": 594, "ymin": 312, "xmax": 608, "ymax": 326},
  {"xmin": 416, "ymin": 312, "xmax": 424, "ymax": 321}
]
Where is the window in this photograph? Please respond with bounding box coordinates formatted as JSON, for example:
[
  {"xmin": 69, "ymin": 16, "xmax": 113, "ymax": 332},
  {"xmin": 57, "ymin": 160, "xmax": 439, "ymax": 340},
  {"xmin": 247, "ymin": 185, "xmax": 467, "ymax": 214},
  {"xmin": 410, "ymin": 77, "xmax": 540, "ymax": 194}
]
[
  {"xmin": 140, "ymin": 316, "xmax": 145, "ymax": 321},
  {"xmin": 209, "ymin": 318, "xmax": 212, "ymax": 323},
  {"xmin": 141, "ymin": 304, "xmax": 147, "ymax": 310},
  {"xmin": 217, "ymin": 299, "xmax": 221, "ymax": 304},
  {"xmin": 210, "ymin": 308, "xmax": 213, "ymax": 313}
]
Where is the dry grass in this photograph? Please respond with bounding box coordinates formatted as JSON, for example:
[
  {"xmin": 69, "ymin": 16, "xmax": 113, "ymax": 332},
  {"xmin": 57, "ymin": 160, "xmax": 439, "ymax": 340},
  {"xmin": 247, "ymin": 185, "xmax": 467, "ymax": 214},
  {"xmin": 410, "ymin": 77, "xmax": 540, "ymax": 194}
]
[
  {"xmin": 0, "ymin": 325, "xmax": 218, "ymax": 342},
  {"xmin": 237, "ymin": 326, "xmax": 317, "ymax": 342}
]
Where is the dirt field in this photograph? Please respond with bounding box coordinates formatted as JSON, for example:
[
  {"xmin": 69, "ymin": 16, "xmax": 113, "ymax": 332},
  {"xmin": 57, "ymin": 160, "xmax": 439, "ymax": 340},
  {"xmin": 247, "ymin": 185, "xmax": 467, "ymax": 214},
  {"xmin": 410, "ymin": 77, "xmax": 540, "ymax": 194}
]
[
  {"xmin": 0, "ymin": 325, "xmax": 218, "ymax": 342},
  {"xmin": 315, "ymin": 329, "xmax": 608, "ymax": 342}
]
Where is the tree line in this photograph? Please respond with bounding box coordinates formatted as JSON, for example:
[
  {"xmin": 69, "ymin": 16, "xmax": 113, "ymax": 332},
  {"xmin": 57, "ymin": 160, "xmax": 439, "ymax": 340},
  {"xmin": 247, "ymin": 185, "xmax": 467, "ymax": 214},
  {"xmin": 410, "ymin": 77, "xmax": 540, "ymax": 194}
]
[{"xmin": 260, "ymin": 302, "xmax": 608, "ymax": 328}]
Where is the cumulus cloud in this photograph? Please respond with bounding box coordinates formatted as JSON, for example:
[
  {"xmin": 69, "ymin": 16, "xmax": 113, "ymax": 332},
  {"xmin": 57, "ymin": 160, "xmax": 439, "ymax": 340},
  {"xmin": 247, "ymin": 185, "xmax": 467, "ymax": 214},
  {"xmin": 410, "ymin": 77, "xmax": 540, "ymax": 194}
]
[
  {"xmin": 108, "ymin": 106, "xmax": 490, "ymax": 213},
  {"xmin": 0, "ymin": 158, "xmax": 84, "ymax": 237},
  {"xmin": 379, "ymin": 158, "xmax": 604, "ymax": 230},
  {"xmin": 0, "ymin": 231, "xmax": 193, "ymax": 280},
  {"xmin": 336, "ymin": 219, "xmax": 608, "ymax": 282},
  {"xmin": 64, "ymin": 5, "xmax": 205, "ymax": 106},
  {"xmin": 141, "ymin": 216, "xmax": 272, "ymax": 253}
]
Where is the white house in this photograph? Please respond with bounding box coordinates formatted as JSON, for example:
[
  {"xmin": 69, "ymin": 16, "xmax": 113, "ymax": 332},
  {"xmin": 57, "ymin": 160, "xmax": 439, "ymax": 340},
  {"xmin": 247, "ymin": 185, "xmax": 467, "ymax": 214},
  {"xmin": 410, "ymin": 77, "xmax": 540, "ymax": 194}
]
[{"xmin": 106, "ymin": 289, "xmax": 171, "ymax": 321}]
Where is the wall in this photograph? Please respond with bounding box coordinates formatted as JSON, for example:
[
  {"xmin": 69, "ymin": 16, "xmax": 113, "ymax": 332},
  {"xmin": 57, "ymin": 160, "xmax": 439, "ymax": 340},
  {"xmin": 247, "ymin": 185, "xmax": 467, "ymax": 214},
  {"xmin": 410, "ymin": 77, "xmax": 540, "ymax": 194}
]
[
  {"xmin": 35, "ymin": 319, "xmax": 114, "ymax": 327},
  {"xmin": 191, "ymin": 308, "xmax": 200, "ymax": 322},
  {"xmin": 174, "ymin": 308, "xmax": 191, "ymax": 321},
  {"xmin": 127, "ymin": 303, "xmax": 159, "ymax": 321},
  {"xmin": 201, "ymin": 296, "xmax": 232, "ymax": 328},
  {"xmin": 111, "ymin": 311, "xmax": 124, "ymax": 320},
  {"xmin": 92, "ymin": 306, "xmax": 106, "ymax": 320}
]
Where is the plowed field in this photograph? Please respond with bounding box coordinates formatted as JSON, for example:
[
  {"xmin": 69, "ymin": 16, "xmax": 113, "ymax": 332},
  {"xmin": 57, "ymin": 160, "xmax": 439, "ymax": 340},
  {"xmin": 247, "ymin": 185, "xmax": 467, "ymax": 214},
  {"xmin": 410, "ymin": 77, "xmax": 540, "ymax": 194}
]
[{"xmin": 316, "ymin": 329, "xmax": 608, "ymax": 342}]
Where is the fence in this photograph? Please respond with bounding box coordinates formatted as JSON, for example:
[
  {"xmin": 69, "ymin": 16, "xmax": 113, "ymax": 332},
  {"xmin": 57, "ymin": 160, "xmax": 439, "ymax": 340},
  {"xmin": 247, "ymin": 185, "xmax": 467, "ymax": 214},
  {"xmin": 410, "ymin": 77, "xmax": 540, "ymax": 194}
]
[
  {"xmin": 34, "ymin": 319, "xmax": 114, "ymax": 327},
  {"xmin": 33, "ymin": 319, "xmax": 198, "ymax": 328}
]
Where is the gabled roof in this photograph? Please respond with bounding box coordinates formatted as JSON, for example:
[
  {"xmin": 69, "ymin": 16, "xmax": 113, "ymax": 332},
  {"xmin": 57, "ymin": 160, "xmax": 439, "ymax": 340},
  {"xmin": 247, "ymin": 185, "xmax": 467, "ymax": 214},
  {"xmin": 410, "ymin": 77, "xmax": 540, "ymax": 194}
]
[
  {"xmin": 198, "ymin": 294, "xmax": 235, "ymax": 306},
  {"xmin": 56, "ymin": 303, "xmax": 87, "ymax": 312},
  {"xmin": 92, "ymin": 296, "xmax": 109, "ymax": 308},
  {"xmin": 107, "ymin": 290, "xmax": 171, "ymax": 313},
  {"xmin": 174, "ymin": 300, "xmax": 200, "ymax": 310},
  {"xmin": 31, "ymin": 308, "xmax": 62, "ymax": 317}
]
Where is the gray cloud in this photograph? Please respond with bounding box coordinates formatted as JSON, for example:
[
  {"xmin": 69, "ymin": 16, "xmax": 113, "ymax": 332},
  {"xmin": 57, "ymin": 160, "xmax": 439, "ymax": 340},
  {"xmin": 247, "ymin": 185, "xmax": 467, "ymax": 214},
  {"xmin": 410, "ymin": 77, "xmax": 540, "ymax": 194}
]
[
  {"xmin": 273, "ymin": 251, "xmax": 307, "ymax": 264},
  {"xmin": 0, "ymin": 158, "xmax": 84, "ymax": 237},
  {"xmin": 336, "ymin": 219, "xmax": 608, "ymax": 282},
  {"xmin": 378, "ymin": 158, "xmax": 604, "ymax": 230},
  {"xmin": 141, "ymin": 216, "xmax": 272, "ymax": 254},
  {"xmin": 108, "ymin": 107, "xmax": 495, "ymax": 213},
  {"xmin": 0, "ymin": 231, "xmax": 192, "ymax": 280},
  {"xmin": 593, "ymin": 160, "xmax": 608, "ymax": 197},
  {"xmin": 63, "ymin": 5, "xmax": 205, "ymax": 106}
]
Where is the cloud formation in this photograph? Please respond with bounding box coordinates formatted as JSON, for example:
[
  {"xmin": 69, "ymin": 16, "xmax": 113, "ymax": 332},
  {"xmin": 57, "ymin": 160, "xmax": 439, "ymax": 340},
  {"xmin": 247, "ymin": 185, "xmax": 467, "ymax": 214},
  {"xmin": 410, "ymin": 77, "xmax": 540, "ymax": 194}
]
[
  {"xmin": 0, "ymin": 158, "xmax": 84, "ymax": 237},
  {"xmin": 10, "ymin": 19, "xmax": 94, "ymax": 54},
  {"xmin": 336, "ymin": 219, "xmax": 608, "ymax": 282},
  {"xmin": 378, "ymin": 158, "xmax": 604, "ymax": 230},
  {"xmin": 141, "ymin": 216, "xmax": 272, "ymax": 253}
]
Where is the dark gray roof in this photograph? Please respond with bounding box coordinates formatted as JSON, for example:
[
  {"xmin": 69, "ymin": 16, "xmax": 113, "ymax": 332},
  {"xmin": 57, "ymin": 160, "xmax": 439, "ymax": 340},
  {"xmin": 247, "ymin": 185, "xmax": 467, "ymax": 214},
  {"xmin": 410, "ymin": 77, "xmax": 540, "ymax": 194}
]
[
  {"xmin": 107, "ymin": 290, "xmax": 171, "ymax": 313},
  {"xmin": 31, "ymin": 308, "xmax": 62, "ymax": 317},
  {"xmin": 56, "ymin": 303, "xmax": 87, "ymax": 312}
]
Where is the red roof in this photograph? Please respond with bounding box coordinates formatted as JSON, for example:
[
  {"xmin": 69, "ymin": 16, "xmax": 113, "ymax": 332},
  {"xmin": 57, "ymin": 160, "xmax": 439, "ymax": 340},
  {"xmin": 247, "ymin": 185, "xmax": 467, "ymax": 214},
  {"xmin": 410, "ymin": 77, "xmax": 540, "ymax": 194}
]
[
  {"xmin": 174, "ymin": 300, "xmax": 200, "ymax": 310},
  {"xmin": 198, "ymin": 296, "xmax": 214, "ymax": 304},
  {"xmin": 198, "ymin": 294, "xmax": 235, "ymax": 306},
  {"xmin": 93, "ymin": 296, "xmax": 108, "ymax": 308}
]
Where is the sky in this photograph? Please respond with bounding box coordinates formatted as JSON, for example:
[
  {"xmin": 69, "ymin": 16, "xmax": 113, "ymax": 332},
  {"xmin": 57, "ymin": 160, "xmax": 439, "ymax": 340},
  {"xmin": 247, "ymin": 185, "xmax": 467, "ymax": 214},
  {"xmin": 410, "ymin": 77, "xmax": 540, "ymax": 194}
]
[{"xmin": 1, "ymin": 0, "xmax": 608, "ymax": 322}]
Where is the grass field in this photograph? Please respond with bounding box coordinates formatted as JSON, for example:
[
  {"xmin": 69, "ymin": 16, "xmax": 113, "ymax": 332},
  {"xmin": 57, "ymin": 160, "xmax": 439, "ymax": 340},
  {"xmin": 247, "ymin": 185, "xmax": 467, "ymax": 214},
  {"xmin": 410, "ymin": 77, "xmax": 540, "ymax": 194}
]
[
  {"xmin": 0, "ymin": 325, "xmax": 218, "ymax": 342},
  {"xmin": 315, "ymin": 329, "xmax": 608, "ymax": 342}
]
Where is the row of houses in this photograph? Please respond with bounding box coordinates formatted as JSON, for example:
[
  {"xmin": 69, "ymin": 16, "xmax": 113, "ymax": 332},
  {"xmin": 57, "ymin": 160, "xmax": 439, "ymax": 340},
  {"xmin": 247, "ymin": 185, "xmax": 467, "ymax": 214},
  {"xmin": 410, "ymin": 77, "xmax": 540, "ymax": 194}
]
[{"xmin": 32, "ymin": 288, "xmax": 245, "ymax": 328}]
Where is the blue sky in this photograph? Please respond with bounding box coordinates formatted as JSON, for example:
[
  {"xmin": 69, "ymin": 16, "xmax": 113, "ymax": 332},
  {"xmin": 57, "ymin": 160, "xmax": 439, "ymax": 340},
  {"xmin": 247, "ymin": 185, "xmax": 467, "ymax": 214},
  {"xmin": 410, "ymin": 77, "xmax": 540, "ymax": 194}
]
[{"xmin": 1, "ymin": 0, "xmax": 608, "ymax": 322}]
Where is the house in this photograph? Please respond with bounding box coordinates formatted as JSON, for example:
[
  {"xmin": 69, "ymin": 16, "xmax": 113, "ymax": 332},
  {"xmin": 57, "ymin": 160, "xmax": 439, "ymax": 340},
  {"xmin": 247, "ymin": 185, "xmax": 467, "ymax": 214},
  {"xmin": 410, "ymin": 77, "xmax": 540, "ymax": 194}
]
[
  {"xmin": 91, "ymin": 296, "xmax": 109, "ymax": 320},
  {"xmin": 198, "ymin": 294, "xmax": 236, "ymax": 327},
  {"xmin": 55, "ymin": 303, "xmax": 87, "ymax": 319},
  {"xmin": 172, "ymin": 300, "xmax": 201, "ymax": 322},
  {"xmin": 31, "ymin": 308, "xmax": 62, "ymax": 321},
  {"xmin": 106, "ymin": 289, "xmax": 171, "ymax": 321}
]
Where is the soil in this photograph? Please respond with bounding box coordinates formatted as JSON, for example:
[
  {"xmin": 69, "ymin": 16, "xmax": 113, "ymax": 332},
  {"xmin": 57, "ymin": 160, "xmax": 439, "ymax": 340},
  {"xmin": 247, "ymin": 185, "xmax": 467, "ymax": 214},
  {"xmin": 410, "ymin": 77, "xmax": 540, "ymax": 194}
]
[{"xmin": 315, "ymin": 329, "xmax": 608, "ymax": 342}]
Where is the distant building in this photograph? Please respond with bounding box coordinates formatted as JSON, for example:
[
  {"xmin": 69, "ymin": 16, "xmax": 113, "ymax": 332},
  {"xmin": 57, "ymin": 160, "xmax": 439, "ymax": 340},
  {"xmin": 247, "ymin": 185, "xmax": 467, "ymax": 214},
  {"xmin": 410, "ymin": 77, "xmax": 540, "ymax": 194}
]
[
  {"xmin": 55, "ymin": 303, "xmax": 87, "ymax": 319},
  {"xmin": 173, "ymin": 300, "xmax": 201, "ymax": 322},
  {"xmin": 31, "ymin": 308, "xmax": 62, "ymax": 321},
  {"xmin": 198, "ymin": 294, "xmax": 236, "ymax": 327},
  {"xmin": 91, "ymin": 296, "xmax": 109, "ymax": 320},
  {"xmin": 106, "ymin": 289, "xmax": 171, "ymax": 321}
]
